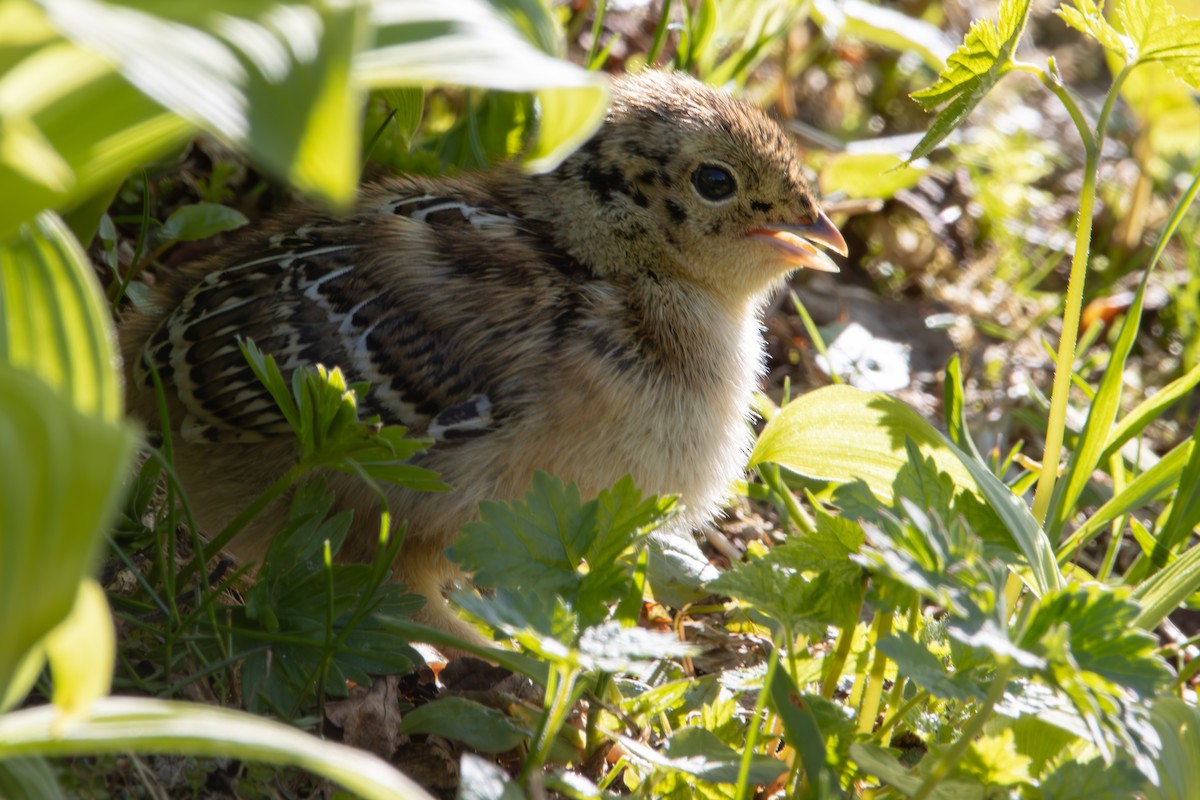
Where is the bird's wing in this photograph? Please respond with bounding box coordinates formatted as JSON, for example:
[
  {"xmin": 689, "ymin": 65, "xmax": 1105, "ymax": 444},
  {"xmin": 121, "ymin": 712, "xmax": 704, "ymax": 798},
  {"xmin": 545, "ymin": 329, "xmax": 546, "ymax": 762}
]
[{"xmin": 137, "ymin": 195, "xmax": 522, "ymax": 445}]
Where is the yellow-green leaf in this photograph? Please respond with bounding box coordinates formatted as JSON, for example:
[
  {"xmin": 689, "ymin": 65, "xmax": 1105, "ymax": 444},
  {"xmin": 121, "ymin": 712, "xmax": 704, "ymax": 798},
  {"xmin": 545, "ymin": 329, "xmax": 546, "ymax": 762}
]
[{"xmin": 43, "ymin": 579, "xmax": 114, "ymax": 722}]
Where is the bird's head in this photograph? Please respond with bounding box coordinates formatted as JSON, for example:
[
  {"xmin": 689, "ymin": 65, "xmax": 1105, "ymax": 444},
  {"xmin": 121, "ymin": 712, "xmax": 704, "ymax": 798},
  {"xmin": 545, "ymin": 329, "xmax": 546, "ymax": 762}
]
[{"xmin": 532, "ymin": 70, "xmax": 846, "ymax": 302}]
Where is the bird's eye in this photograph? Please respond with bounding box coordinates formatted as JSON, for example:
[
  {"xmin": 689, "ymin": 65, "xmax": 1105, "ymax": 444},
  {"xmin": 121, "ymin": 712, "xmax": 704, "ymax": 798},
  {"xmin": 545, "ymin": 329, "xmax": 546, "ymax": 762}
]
[{"xmin": 691, "ymin": 164, "xmax": 736, "ymax": 201}]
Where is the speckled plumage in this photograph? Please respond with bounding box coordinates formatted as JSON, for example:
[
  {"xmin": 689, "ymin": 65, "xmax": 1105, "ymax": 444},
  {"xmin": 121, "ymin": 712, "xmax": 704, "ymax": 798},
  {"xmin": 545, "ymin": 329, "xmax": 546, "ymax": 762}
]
[{"xmin": 119, "ymin": 71, "xmax": 846, "ymax": 644}]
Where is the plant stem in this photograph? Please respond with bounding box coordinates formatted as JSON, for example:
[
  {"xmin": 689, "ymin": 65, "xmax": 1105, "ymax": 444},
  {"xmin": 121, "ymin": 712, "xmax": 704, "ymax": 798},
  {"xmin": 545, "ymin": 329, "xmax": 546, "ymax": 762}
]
[
  {"xmin": 820, "ymin": 584, "xmax": 864, "ymax": 699},
  {"xmin": 857, "ymin": 611, "xmax": 893, "ymax": 734},
  {"xmin": 911, "ymin": 662, "xmax": 1012, "ymax": 800},
  {"xmin": 1010, "ymin": 61, "xmax": 1100, "ymax": 526},
  {"xmin": 521, "ymin": 663, "xmax": 581, "ymax": 784},
  {"xmin": 736, "ymin": 644, "xmax": 781, "ymax": 800}
]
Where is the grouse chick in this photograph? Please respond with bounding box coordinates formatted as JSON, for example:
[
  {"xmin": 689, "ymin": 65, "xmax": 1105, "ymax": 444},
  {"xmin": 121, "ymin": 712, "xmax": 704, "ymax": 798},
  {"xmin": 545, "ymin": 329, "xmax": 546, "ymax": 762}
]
[{"xmin": 119, "ymin": 70, "xmax": 847, "ymax": 644}]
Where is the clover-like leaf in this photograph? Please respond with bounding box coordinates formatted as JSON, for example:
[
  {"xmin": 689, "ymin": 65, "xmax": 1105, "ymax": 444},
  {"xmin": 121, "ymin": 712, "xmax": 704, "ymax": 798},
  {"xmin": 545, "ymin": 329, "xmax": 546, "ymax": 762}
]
[{"xmin": 1120, "ymin": 0, "xmax": 1200, "ymax": 86}]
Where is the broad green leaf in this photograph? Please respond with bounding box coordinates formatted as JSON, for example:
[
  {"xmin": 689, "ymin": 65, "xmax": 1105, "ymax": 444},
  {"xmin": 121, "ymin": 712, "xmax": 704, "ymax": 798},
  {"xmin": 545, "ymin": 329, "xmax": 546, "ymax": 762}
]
[
  {"xmin": 952, "ymin": 729, "xmax": 1033, "ymax": 787},
  {"xmin": 0, "ymin": 696, "xmax": 437, "ymax": 800},
  {"xmin": 753, "ymin": 385, "xmax": 1061, "ymax": 595},
  {"xmin": 397, "ymin": 696, "xmax": 531, "ymax": 753},
  {"xmin": 750, "ymin": 385, "xmax": 976, "ymax": 500},
  {"xmin": 0, "ymin": 212, "xmax": 136, "ymax": 704},
  {"xmin": 1144, "ymin": 698, "xmax": 1200, "ymax": 800},
  {"xmin": 1041, "ymin": 758, "xmax": 1148, "ymax": 800},
  {"xmin": 813, "ymin": 0, "xmax": 955, "ymax": 71},
  {"xmin": 42, "ymin": 579, "xmax": 113, "ymax": 721},
  {"xmin": 449, "ymin": 472, "xmax": 597, "ymax": 595},
  {"xmin": 708, "ymin": 518, "xmax": 864, "ymax": 636},
  {"xmin": 159, "ymin": 201, "xmax": 248, "ymax": 242},
  {"xmin": 0, "ymin": 16, "xmax": 194, "ymax": 239},
  {"xmin": 818, "ymin": 152, "xmax": 925, "ymax": 200},
  {"xmin": 36, "ymin": 0, "xmax": 367, "ymax": 208},
  {"xmin": 877, "ymin": 632, "xmax": 981, "ymax": 702},
  {"xmin": 907, "ymin": 0, "xmax": 1032, "ymax": 160},
  {"xmin": 360, "ymin": 0, "xmax": 609, "ymax": 172},
  {"xmin": 1120, "ymin": 0, "xmax": 1200, "ymax": 85},
  {"xmin": 0, "ymin": 211, "xmax": 120, "ymax": 421},
  {"xmin": 1056, "ymin": 0, "xmax": 1127, "ymax": 55}
]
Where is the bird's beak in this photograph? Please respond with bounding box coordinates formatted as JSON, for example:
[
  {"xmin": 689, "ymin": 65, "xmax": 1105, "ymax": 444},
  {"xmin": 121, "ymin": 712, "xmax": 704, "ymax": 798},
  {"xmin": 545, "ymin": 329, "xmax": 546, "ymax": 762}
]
[{"xmin": 749, "ymin": 209, "xmax": 848, "ymax": 273}]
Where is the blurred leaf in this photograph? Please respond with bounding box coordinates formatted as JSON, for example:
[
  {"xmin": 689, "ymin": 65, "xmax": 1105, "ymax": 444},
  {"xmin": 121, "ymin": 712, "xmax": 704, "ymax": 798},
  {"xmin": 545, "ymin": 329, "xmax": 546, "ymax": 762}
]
[
  {"xmin": 1120, "ymin": 0, "xmax": 1200, "ymax": 84},
  {"xmin": 819, "ymin": 152, "xmax": 925, "ymax": 200},
  {"xmin": 0, "ymin": 758, "xmax": 64, "ymax": 800},
  {"xmin": 1133, "ymin": 540, "xmax": 1200, "ymax": 629},
  {"xmin": 1144, "ymin": 698, "xmax": 1200, "ymax": 800},
  {"xmin": 1041, "ymin": 757, "xmax": 1148, "ymax": 800},
  {"xmin": 43, "ymin": 579, "xmax": 114, "ymax": 720},
  {"xmin": 813, "ymin": 0, "xmax": 955, "ymax": 71},
  {"xmin": 0, "ymin": 212, "xmax": 136, "ymax": 707},
  {"xmin": 576, "ymin": 621, "xmax": 697, "ymax": 672},
  {"xmin": 159, "ymin": 201, "xmax": 248, "ymax": 243},
  {"xmin": 398, "ymin": 697, "xmax": 530, "ymax": 753},
  {"xmin": 0, "ymin": 696, "xmax": 437, "ymax": 799},
  {"xmin": 950, "ymin": 729, "xmax": 1032, "ymax": 787},
  {"xmin": 877, "ymin": 632, "xmax": 982, "ymax": 702},
  {"xmin": 0, "ymin": 16, "xmax": 194, "ymax": 239},
  {"xmin": 459, "ymin": 754, "xmax": 525, "ymax": 800},
  {"xmin": 1056, "ymin": 0, "xmax": 1127, "ymax": 55},
  {"xmin": 907, "ymin": 0, "xmax": 1032, "ymax": 160},
  {"xmin": 36, "ymin": 0, "xmax": 367, "ymax": 208},
  {"xmin": 0, "ymin": 211, "xmax": 122, "ymax": 421},
  {"xmin": 850, "ymin": 742, "xmax": 983, "ymax": 799},
  {"xmin": 360, "ymin": 0, "xmax": 609, "ymax": 172}
]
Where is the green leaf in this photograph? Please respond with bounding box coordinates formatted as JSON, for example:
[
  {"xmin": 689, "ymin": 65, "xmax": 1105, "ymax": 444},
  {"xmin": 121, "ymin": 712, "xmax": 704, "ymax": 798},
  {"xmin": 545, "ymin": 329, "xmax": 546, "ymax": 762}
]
[
  {"xmin": 0, "ymin": 696, "xmax": 437, "ymax": 800},
  {"xmin": 850, "ymin": 742, "xmax": 983, "ymax": 799},
  {"xmin": 450, "ymin": 472, "xmax": 596, "ymax": 596},
  {"xmin": 1020, "ymin": 585, "xmax": 1171, "ymax": 699},
  {"xmin": 819, "ymin": 152, "xmax": 926, "ymax": 200},
  {"xmin": 0, "ymin": 212, "xmax": 136, "ymax": 708},
  {"xmin": 37, "ymin": 0, "xmax": 367, "ymax": 208},
  {"xmin": 360, "ymin": 0, "xmax": 610, "ymax": 172},
  {"xmin": 1144, "ymin": 698, "xmax": 1200, "ymax": 800},
  {"xmin": 576, "ymin": 621, "xmax": 698, "ymax": 672},
  {"xmin": 1099, "ymin": 362, "xmax": 1200, "ymax": 465},
  {"xmin": 1041, "ymin": 757, "xmax": 1148, "ymax": 800},
  {"xmin": 709, "ymin": 517, "xmax": 864, "ymax": 636},
  {"xmin": 0, "ymin": 758, "xmax": 65, "ymax": 800},
  {"xmin": 0, "ymin": 30, "xmax": 194, "ymax": 239},
  {"xmin": 42, "ymin": 579, "xmax": 114, "ymax": 720},
  {"xmin": 398, "ymin": 697, "xmax": 531, "ymax": 753},
  {"xmin": 619, "ymin": 726, "xmax": 787, "ymax": 786},
  {"xmin": 1055, "ymin": 0, "xmax": 1128, "ymax": 56},
  {"xmin": 159, "ymin": 201, "xmax": 248, "ymax": 243},
  {"xmin": 907, "ymin": 0, "xmax": 1032, "ymax": 160},
  {"xmin": 766, "ymin": 667, "xmax": 848, "ymax": 800},
  {"xmin": 813, "ymin": 0, "xmax": 956, "ymax": 72},
  {"xmin": 877, "ymin": 632, "xmax": 982, "ymax": 702},
  {"xmin": 753, "ymin": 385, "xmax": 1061, "ymax": 596},
  {"xmin": 1132, "ymin": 540, "xmax": 1200, "ymax": 630},
  {"xmin": 459, "ymin": 754, "xmax": 525, "ymax": 800},
  {"xmin": 751, "ymin": 385, "xmax": 976, "ymax": 501},
  {"xmin": 1120, "ymin": 0, "xmax": 1200, "ymax": 86}
]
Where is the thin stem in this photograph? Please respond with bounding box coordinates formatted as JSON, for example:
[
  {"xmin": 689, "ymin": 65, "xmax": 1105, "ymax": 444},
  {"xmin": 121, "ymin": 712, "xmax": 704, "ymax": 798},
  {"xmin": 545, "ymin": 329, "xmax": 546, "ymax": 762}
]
[
  {"xmin": 735, "ymin": 644, "xmax": 781, "ymax": 800},
  {"xmin": 1010, "ymin": 60, "xmax": 1102, "ymax": 524},
  {"xmin": 911, "ymin": 663, "xmax": 1012, "ymax": 800},
  {"xmin": 521, "ymin": 663, "xmax": 581, "ymax": 783},
  {"xmin": 820, "ymin": 583, "xmax": 865, "ymax": 699},
  {"xmin": 857, "ymin": 611, "xmax": 893, "ymax": 734}
]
